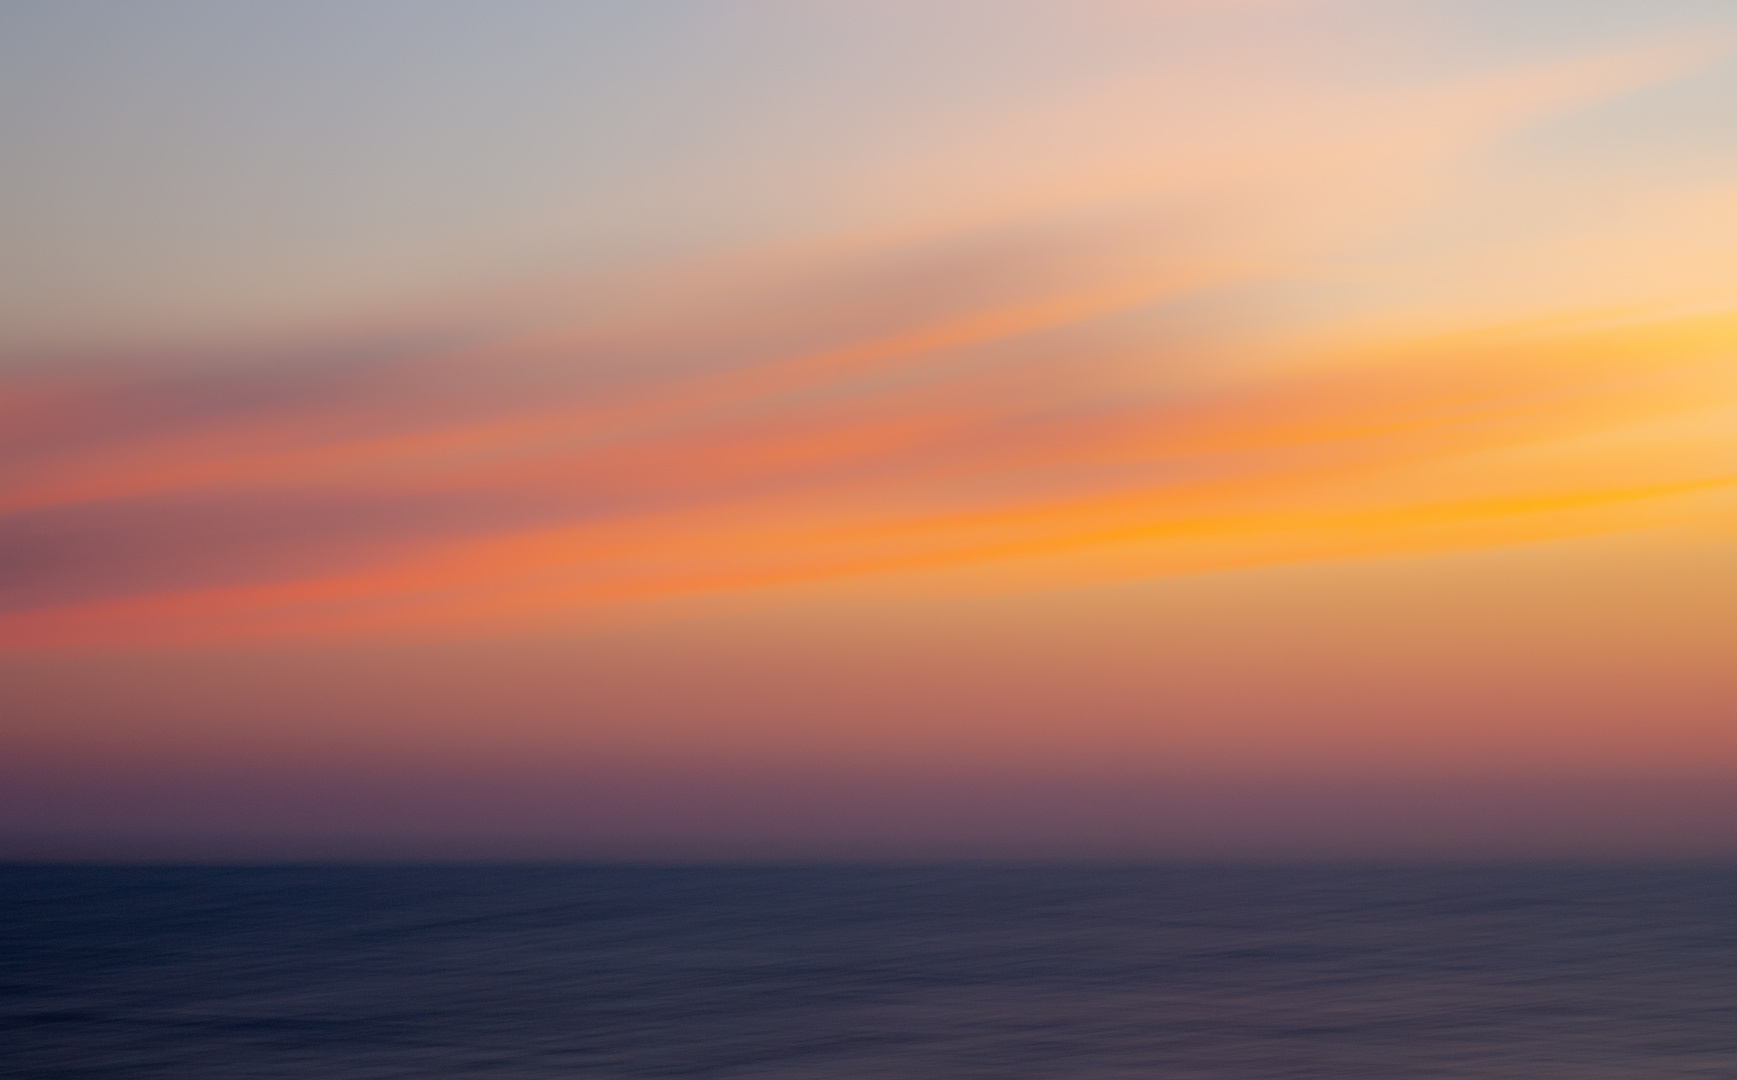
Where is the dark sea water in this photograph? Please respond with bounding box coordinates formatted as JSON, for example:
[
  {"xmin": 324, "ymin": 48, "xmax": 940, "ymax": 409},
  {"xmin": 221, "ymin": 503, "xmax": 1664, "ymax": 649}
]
[{"xmin": 5, "ymin": 864, "xmax": 1737, "ymax": 1079}]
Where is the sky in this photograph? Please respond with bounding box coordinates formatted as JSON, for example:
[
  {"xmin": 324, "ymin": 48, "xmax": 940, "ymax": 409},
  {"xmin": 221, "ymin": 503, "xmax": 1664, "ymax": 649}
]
[{"xmin": 4, "ymin": 0, "xmax": 1736, "ymax": 860}]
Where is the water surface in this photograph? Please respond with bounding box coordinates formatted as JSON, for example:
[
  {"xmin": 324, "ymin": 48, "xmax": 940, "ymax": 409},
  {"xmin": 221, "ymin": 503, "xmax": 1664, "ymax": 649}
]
[{"xmin": 5, "ymin": 864, "xmax": 1736, "ymax": 1078}]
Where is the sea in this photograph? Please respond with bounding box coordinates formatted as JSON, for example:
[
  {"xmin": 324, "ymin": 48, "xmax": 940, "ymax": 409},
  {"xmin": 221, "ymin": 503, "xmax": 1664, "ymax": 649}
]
[{"xmin": 5, "ymin": 863, "xmax": 1736, "ymax": 1078}]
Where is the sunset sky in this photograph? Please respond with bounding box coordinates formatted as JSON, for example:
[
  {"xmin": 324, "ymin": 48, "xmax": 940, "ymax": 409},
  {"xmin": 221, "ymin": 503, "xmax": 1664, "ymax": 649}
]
[{"xmin": 4, "ymin": 0, "xmax": 1736, "ymax": 859}]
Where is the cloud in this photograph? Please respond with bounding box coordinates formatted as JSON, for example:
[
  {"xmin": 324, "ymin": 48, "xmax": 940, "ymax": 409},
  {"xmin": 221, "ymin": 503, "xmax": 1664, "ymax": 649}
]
[
  {"xmin": 4, "ymin": 279, "xmax": 1730, "ymax": 647},
  {"xmin": 3, "ymin": 24, "xmax": 1732, "ymax": 648}
]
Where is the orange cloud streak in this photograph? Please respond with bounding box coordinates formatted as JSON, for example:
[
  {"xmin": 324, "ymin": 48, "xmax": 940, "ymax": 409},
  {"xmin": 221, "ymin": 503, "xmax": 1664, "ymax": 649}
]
[{"xmin": 5, "ymin": 293, "xmax": 1732, "ymax": 648}]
